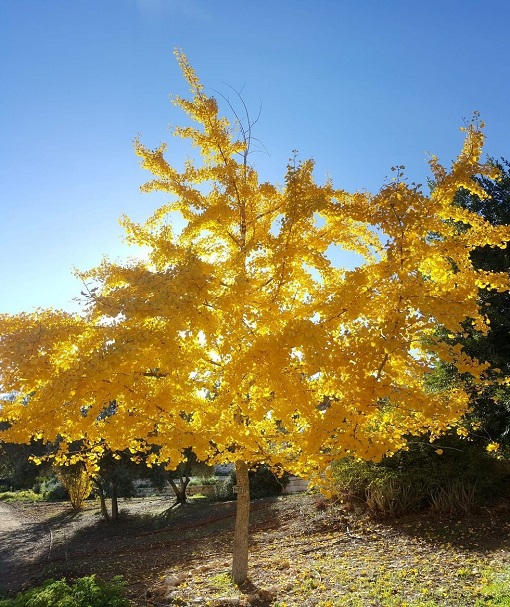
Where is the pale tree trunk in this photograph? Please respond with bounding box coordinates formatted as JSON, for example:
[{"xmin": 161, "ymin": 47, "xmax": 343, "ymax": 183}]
[{"xmin": 232, "ymin": 460, "xmax": 250, "ymax": 585}]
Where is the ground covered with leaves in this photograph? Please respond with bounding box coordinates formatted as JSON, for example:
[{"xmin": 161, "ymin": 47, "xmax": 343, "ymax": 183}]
[{"xmin": 1, "ymin": 494, "xmax": 509, "ymax": 606}]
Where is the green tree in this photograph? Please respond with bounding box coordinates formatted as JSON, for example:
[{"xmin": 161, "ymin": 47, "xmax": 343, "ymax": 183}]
[
  {"xmin": 442, "ymin": 158, "xmax": 510, "ymax": 456},
  {"xmin": 0, "ymin": 440, "xmax": 52, "ymax": 490}
]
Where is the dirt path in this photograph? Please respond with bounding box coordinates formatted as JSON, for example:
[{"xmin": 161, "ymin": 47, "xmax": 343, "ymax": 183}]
[
  {"xmin": 0, "ymin": 501, "xmax": 57, "ymax": 593},
  {"xmin": 0, "ymin": 497, "xmax": 240, "ymax": 597},
  {"xmin": 0, "ymin": 502, "xmax": 23, "ymax": 532}
]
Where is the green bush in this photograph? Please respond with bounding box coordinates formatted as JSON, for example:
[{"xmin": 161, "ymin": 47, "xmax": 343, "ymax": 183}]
[
  {"xmin": 40, "ymin": 477, "xmax": 68, "ymax": 501},
  {"xmin": 0, "ymin": 490, "xmax": 43, "ymax": 502},
  {"xmin": 332, "ymin": 437, "xmax": 510, "ymax": 516},
  {"xmin": 332, "ymin": 457, "xmax": 421, "ymax": 515},
  {"xmin": 0, "ymin": 576, "xmax": 130, "ymax": 607},
  {"xmin": 249, "ymin": 465, "xmax": 287, "ymax": 499},
  {"xmin": 189, "ymin": 476, "xmax": 219, "ymax": 486},
  {"xmin": 475, "ymin": 565, "xmax": 510, "ymax": 606}
]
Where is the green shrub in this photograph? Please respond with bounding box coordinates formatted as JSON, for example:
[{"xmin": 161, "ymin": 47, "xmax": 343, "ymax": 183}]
[
  {"xmin": 216, "ymin": 473, "xmax": 235, "ymax": 500},
  {"xmin": 0, "ymin": 490, "xmax": 43, "ymax": 502},
  {"xmin": 332, "ymin": 437, "xmax": 510, "ymax": 516},
  {"xmin": 429, "ymin": 478, "xmax": 478, "ymax": 514},
  {"xmin": 332, "ymin": 457, "xmax": 423, "ymax": 514},
  {"xmin": 476, "ymin": 566, "xmax": 510, "ymax": 606},
  {"xmin": 40, "ymin": 477, "xmax": 68, "ymax": 501},
  {"xmin": 189, "ymin": 476, "xmax": 219, "ymax": 485},
  {"xmin": 0, "ymin": 575, "xmax": 130, "ymax": 607},
  {"xmin": 249, "ymin": 465, "xmax": 287, "ymax": 499}
]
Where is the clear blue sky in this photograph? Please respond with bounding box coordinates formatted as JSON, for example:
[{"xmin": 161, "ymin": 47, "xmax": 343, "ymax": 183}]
[{"xmin": 1, "ymin": 0, "xmax": 510, "ymax": 314}]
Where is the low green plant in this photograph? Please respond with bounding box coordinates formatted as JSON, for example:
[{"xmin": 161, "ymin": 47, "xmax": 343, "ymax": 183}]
[
  {"xmin": 476, "ymin": 566, "xmax": 510, "ymax": 606},
  {"xmin": 429, "ymin": 479, "xmax": 477, "ymax": 514},
  {"xmin": 332, "ymin": 456, "xmax": 423, "ymax": 515},
  {"xmin": 209, "ymin": 572, "xmax": 235, "ymax": 592},
  {"xmin": 189, "ymin": 476, "xmax": 219, "ymax": 485},
  {"xmin": 0, "ymin": 575, "xmax": 130, "ymax": 607},
  {"xmin": 40, "ymin": 477, "xmax": 68, "ymax": 501},
  {"xmin": 365, "ymin": 475, "xmax": 424, "ymax": 515},
  {"xmin": 0, "ymin": 490, "xmax": 43, "ymax": 502}
]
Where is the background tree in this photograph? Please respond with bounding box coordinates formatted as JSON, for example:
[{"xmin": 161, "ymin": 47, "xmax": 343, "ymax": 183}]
[
  {"xmin": 2, "ymin": 54, "xmax": 510, "ymax": 584},
  {"xmin": 0, "ymin": 440, "xmax": 50, "ymax": 490},
  {"xmin": 164, "ymin": 448, "xmax": 214, "ymax": 506},
  {"xmin": 436, "ymin": 158, "xmax": 510, "ymax": 456},
  {"xmin": 332, "ymin": 158, "xmax": 510, "ymax": 517},
  {"xmin": 56, "ymin": 442, "xmax": 147, "ymax": 522},
  {"xmin": 90, "ymin": 449, "xmax": 140, "ymax": 522}
]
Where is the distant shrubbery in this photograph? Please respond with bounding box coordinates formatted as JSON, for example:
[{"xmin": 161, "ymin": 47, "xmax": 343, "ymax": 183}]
[
  {"xmin": 0, "ymin": 576, "xmax": 130, "ymax": 607},
  {"xmin": 218, "ymin": 464, "xmax": 288, "ymax": 500},
  {"xmin": 36, "ymin": 477, "xmax": 69, "ymax": 501},
  {"xmin": 189, "ymin": 475, "xmax": 219, "ymax": 486}
]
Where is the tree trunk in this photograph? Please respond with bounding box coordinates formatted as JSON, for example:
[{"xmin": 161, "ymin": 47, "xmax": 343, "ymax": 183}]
[
  {"xmin": 232, "ymin": 460, "xmax": 250, "ymax": 585},
  {"xmin": 111, "ymin": 483, "xmax": 119, "ymax": 521},
  {"xmin": 168, "ymin": 476, "xmax": 190, "ymax": 504},
  {"xmin": 94, "ymin": 479, "xmax": 111, "ymax": 523}
]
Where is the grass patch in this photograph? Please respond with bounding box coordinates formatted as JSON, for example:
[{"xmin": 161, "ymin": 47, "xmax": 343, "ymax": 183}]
[
  {"xmin": 0, "ymin": 490, "xmax": 43, "ymax": 502},
  {"xmin": 209, "ymin": 572, "xmax": 235, "ymax": 592}
]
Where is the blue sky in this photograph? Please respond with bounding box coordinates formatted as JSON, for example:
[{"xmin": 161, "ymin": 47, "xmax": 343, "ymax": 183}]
[{"xmin": 1, "ymin": 0, "xmax": 510, "ymax": 314}]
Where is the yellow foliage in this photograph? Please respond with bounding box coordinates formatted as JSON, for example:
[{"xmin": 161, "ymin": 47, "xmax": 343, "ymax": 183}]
[
  {"xmin": 1, "ymin": 54, "xmax": 509, "ymax": 475},
  {"xmin": 58, "ymin": 465, "xmax": 92, "ymax": 510}
]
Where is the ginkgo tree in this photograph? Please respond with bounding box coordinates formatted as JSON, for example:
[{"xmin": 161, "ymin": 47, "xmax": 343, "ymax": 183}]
[{"xmin": 1, "ymin": 51, "xmax": 510, "ymax": 584}]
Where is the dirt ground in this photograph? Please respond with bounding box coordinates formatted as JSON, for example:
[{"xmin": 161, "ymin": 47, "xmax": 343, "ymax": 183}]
[
  {"xmin": 0, "ymin": 495, "xmax": 280, "ymax": 602},
  {"xmin": 1, "ymin": 495, "xmax": 510, "ymax": 606}
]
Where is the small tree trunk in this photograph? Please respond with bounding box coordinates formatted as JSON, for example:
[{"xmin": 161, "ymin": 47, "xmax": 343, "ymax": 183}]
[
  {"xmin": 111, "ymin": 483, "xmax": 119, "ymax": 521},
  {"xmin": 180, "ymin": 475, "xmax": 190, "ymax": 500},
  {"xmin": 232, "ymin": 460, "xmax": 250, "ymax": 585},
  {"xmin": 168, "ymin": 477, "xmax": 189, "ymax": 504},
  {"xmin": 94, "ymin": 479, "xmax": 111, "ymax": 523}
]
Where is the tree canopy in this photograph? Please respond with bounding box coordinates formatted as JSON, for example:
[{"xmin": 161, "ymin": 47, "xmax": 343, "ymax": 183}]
[
  {"xmin": 2, "ymin": 53, "xmax": 510, "ymax": 581},
  {"xmin": 1, "ymin": 53, "xmax": 510, "ymax": 473}
]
